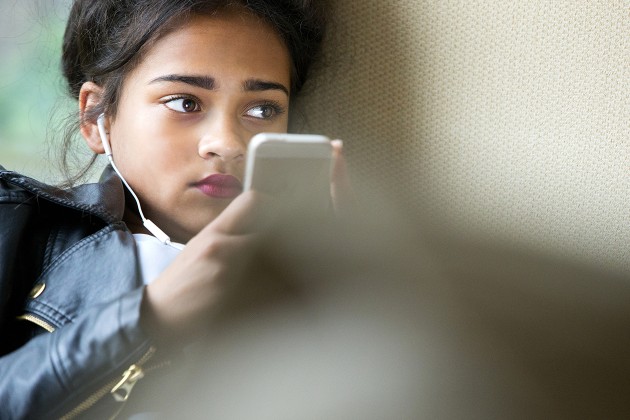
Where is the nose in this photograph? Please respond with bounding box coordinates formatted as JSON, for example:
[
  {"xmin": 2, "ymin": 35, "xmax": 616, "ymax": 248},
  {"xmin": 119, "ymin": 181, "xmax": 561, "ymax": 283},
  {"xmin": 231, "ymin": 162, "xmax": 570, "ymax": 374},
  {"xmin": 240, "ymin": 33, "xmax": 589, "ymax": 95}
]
[{"xmin": 198, "ymin": 115, "xmax": 247, "ymax": 162}]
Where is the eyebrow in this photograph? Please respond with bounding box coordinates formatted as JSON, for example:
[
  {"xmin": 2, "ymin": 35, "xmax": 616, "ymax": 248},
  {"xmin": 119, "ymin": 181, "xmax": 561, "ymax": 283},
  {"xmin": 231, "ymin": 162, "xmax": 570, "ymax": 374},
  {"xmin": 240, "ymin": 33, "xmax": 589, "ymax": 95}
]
[
  {"xmin": 149, "ymin": 74, "xmax": 216, "ymax": 90},
  {"xmin": 149, "ymin": 74, "xmax": 289, "ymax": 96},
  {"xmin": 244, "ymin": 79, "xmax": 289, "ymax": 96}
]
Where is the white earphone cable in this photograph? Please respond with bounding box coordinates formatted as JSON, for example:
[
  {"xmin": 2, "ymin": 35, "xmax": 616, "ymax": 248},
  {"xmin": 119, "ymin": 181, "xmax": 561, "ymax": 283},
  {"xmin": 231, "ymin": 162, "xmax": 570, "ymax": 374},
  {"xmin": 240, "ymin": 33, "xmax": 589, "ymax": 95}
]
[{"xmin": 97, "ymin": 114, "xmax": 184, "ymax": 250}]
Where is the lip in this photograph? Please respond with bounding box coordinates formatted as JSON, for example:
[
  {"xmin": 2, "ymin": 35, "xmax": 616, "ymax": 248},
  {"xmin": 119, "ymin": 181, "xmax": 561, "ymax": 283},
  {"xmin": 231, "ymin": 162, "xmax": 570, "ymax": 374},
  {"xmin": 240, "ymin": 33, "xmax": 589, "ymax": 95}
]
[{"xmin": 194, "ymin": 174, "xmax": 243, "ymax": 199}]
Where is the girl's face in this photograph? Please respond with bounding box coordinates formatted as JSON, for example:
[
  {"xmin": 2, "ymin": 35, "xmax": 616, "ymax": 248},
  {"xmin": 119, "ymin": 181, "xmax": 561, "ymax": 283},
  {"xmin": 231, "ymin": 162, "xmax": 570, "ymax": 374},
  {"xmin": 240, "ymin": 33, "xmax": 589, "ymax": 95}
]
[{"xmin": 101, "ymin": 10, "xmax": 291, "ymax": 243}]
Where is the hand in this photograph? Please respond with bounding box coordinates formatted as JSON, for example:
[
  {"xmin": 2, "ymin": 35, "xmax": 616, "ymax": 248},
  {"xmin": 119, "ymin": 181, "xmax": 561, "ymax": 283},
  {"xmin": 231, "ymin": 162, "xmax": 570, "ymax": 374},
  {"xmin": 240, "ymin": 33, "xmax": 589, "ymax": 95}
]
[{"xmin": 140, "ymin": 190, "xmax": 271, "ymax": 345}]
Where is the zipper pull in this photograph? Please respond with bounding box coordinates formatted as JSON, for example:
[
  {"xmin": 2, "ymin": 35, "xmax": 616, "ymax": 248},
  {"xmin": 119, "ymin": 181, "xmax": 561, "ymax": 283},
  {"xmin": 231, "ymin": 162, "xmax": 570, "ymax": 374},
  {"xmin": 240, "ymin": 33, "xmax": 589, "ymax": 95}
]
[{"xmin": 111, "ymin": 364, "xmax": 145, "ymax": 402}]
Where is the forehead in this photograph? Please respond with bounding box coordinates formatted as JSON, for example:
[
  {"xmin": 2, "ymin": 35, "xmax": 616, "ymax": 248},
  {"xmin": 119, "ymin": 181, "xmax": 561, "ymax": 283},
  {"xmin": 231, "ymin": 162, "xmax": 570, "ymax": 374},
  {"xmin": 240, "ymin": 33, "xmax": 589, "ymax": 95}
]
[{"xmin": 127, "ymin": 10, "xmax": 291, "ymax": 86}]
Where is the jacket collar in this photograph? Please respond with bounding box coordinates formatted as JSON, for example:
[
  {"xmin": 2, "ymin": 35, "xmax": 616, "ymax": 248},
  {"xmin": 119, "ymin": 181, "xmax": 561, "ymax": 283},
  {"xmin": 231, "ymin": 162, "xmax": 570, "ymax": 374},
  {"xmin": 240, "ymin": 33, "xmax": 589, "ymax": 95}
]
[{"xmin": 0, "ymin": 165, "xmax": 125, "ymax": 224}]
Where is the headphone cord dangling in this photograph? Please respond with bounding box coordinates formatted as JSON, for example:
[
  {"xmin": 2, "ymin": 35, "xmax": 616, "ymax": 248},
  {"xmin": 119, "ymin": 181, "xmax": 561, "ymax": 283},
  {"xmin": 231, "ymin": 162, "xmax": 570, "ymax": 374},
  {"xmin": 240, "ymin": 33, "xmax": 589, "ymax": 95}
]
[{"xmin": 97, "ymin": 114, "xmax": 184, "ymax": 250}]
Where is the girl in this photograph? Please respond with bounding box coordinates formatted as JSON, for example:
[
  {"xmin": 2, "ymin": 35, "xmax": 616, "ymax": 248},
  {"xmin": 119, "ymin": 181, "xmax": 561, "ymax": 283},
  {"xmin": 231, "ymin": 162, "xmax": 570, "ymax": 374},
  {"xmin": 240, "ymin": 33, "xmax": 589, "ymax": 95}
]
[{"xmin": 0, "ymin": 0, "xmax": 346, "ymax": 417}]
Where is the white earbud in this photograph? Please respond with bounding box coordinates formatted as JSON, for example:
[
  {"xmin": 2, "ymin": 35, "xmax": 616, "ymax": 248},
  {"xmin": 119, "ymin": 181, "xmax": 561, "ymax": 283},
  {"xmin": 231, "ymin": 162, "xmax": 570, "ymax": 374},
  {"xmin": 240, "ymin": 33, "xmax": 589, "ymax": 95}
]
[
  {"xmin": 96, "ymin": 113, "xmax": 183, "ymax": 250},
  {"xmin": 96, "ymin": 114, "xmax": 113, "ymax": 157}
]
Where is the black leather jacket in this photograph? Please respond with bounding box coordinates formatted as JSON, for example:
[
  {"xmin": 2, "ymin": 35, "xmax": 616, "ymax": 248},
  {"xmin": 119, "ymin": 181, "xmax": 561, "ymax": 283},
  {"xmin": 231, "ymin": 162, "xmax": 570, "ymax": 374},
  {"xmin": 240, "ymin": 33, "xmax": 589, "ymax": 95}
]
[{"xmin": 0, "ymin": 166, "xmax": 156, "ymax": 419}]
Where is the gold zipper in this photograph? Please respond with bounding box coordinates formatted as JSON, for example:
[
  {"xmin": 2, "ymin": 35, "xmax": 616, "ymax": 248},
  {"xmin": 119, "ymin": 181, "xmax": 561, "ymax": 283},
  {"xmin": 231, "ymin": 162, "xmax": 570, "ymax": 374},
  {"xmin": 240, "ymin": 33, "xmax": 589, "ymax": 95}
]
[
  {"xmin": 110, "ymin": 364, "xmax": 144, "ymax": 402},
  {"xmin": 60, "ymin": 346, "xmax": 157, "ymax": 420},
  {"xmin": 16, "ymin": 314, "xmax": 56, "ymax": 333}
]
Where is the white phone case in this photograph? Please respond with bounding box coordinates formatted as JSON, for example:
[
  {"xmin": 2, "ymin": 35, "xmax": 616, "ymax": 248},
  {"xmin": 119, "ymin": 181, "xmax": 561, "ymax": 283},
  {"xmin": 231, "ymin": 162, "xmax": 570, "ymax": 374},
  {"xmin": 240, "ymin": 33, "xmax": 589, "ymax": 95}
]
[{"xmin": 243, "ymin": 133, "xmax": 333, "ymax": 206}]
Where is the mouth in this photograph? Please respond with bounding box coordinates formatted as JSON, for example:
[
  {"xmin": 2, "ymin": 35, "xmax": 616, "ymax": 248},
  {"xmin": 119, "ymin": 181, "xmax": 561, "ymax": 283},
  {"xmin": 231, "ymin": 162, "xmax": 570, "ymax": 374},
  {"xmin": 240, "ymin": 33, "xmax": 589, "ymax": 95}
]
[{"xmin": 194, "ymin": 174, "xmax": 243, "ymax": 199}]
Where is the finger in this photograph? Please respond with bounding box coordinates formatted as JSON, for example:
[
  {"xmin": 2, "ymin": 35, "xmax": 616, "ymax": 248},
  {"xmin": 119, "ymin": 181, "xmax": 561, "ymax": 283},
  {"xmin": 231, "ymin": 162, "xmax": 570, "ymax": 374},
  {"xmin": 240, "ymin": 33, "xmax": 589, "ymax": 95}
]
[{"xmin": 330, "ymin": 139, "xmax": 356, "ymax": 214}]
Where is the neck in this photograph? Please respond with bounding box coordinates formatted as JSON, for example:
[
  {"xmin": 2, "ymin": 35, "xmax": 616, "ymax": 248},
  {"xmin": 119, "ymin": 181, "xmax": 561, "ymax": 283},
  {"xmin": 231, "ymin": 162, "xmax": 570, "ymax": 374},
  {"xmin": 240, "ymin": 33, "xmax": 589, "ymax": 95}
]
[{"xmin": 122, "ymin": 203, "xmax": 150, "ymax": 235}]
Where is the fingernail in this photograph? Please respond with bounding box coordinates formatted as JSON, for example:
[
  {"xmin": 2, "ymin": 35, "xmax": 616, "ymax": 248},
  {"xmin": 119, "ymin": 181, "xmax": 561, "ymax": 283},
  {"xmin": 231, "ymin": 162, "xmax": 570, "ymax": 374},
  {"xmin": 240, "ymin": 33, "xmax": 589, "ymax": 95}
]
[{"xmin": 331, "ymin": 139, "xmax": 343, "ymax": 148}]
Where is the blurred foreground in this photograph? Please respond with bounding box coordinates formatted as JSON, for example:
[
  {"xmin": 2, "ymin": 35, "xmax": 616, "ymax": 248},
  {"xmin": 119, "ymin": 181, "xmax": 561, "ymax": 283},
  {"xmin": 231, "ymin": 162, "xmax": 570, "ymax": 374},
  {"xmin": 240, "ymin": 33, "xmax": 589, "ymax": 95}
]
[{"xmin": 119, "ymin": 193, "xmax": 630, "ymax": 419}]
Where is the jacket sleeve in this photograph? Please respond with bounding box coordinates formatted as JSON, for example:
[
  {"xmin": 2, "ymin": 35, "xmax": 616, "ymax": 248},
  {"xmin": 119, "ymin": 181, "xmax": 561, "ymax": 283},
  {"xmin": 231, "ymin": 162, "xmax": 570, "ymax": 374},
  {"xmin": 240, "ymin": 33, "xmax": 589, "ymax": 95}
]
[
  {"xmin": 0, "ymin": 173, "xmax": 156, "ymax": 418},
  {"xmin": 0, "ymin": 287, "xmax": 155, "ymax": 419}
]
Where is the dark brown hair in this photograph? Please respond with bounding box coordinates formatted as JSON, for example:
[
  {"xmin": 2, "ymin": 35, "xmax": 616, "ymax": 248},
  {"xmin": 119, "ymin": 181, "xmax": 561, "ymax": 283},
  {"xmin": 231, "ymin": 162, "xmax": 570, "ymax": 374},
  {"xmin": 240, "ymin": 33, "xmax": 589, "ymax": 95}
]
[{"xmin": 58, "ymin": 0, "xmax": 326, "ymax": 185}]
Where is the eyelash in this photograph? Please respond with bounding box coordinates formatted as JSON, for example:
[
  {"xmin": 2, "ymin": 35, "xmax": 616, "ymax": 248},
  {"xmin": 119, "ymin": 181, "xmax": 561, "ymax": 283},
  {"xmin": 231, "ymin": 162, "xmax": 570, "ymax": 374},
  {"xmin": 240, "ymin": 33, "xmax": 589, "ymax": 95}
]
[
  {"xmin": 246, "ymin": 100, "xmax": 286, "ymax": 120},
  {"xmin": 161, "ymin": 95, "xmax": 286, "ymax": 121},
  {"xmin": 162, "ymin": 95, "xmax": 202, "ymax": 113}
]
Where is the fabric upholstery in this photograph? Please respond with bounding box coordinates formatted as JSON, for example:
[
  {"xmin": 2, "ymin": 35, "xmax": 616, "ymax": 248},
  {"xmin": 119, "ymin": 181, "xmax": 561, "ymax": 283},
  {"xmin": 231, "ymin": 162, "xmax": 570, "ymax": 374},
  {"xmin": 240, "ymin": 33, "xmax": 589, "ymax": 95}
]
[{"xmin": 291, "ymin": 1, "xmax": 630, "ymax": 273}]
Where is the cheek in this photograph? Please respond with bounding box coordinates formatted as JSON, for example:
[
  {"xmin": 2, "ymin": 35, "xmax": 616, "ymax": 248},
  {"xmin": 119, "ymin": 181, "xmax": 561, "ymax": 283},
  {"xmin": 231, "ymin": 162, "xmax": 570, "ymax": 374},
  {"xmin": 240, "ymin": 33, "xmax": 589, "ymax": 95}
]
[
  {"xmin": 113, "ymin": 116, "xmax": 194, "ymax": 175},
  {"xmin": 141, "ymin": 124, "xmax": 190, "ymax": 166}
]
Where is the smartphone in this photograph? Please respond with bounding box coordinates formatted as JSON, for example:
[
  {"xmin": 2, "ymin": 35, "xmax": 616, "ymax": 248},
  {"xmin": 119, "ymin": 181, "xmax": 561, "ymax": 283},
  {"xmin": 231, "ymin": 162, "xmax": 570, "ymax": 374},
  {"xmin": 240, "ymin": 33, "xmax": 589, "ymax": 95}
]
[{"xmin": 243, "ymin": 133, "xmax": 333, "ymax": 211}]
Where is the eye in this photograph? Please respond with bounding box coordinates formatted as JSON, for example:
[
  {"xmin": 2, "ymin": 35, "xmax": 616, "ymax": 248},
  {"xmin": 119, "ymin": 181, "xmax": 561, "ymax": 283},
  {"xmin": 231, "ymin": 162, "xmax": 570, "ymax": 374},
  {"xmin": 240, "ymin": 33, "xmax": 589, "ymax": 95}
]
[
  {"xmin": 163, "ymin": 96, "xmax": 201, "ymax": 113},
  {"xmin": 245, "ymin": 102, "xmax": 285, "ymax": 120}
]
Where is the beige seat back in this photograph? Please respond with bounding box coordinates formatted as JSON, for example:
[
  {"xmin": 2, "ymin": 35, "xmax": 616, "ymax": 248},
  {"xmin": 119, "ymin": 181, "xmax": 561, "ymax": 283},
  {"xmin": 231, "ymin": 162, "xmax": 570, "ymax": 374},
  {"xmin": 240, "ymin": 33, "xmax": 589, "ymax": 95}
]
[{"xmin": 291, "ymin": 1, "xmax": 630, "ymax": 274}]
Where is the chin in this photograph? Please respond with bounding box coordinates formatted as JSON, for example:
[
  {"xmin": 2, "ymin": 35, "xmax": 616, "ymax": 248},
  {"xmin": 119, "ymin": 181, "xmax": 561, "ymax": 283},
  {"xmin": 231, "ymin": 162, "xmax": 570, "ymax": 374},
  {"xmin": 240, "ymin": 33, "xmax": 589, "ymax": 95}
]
[
  {"xmin": 168, "ymin": 204, "xmax": 230, "ymax": 241},
  {"xmin": 190, "ymin": 212, "xmax": 224, "ymax": 233}
]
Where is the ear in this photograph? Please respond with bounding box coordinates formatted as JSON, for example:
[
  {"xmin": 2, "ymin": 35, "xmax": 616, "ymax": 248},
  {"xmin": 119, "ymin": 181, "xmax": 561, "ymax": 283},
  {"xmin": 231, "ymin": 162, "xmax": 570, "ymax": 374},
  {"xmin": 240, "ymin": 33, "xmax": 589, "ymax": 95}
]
[{"xmin": 79, "ymin": 81, "xmax": 107, "ymax": 154}]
